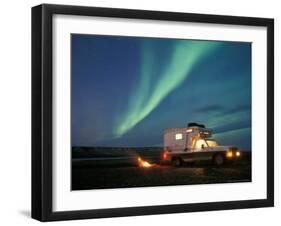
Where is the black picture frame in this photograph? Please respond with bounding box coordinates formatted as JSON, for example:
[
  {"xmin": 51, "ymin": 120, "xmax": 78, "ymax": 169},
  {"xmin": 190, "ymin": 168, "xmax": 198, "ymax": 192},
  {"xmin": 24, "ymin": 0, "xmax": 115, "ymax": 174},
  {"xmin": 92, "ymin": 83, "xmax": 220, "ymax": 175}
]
[{"xmin": 32, "ymin": 4, "xmax": 274, "ymax": 222}]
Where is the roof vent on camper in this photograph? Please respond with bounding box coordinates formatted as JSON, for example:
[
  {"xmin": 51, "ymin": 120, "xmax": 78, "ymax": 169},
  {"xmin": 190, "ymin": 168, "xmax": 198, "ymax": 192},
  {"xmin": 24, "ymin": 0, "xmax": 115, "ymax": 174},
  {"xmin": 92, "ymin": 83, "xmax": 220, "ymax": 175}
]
[{"xmin": 187, "ymin": 122, "xmax": 205, "ymax": 128}]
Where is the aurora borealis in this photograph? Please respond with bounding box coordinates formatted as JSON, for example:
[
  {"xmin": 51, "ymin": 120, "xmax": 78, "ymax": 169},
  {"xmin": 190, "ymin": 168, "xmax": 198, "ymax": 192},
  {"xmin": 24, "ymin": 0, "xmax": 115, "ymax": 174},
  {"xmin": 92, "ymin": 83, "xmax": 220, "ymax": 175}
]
[
  {"xmin": 72, "ymin": 35, "xmax": 252, "ymax": 150},
  {"xmin": 115, "ymin": 40, "xmax": 220, "ymax": 138}
]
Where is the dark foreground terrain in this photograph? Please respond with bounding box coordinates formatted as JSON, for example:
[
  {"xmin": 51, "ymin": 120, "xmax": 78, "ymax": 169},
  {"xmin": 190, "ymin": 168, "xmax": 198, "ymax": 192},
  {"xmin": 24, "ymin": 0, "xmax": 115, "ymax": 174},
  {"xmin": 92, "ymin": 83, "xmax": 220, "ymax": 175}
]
[{"xmin": 72, "ymin": 147, "xmax": 251, "ymax": 190}]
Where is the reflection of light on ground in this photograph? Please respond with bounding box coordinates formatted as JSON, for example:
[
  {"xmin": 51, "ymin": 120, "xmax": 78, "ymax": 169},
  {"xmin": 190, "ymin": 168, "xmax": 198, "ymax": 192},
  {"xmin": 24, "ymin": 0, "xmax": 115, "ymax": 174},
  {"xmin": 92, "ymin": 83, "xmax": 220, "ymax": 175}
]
[{"xmin": 193, "ymin": 168, "xmax": 205, "ymax": 175}]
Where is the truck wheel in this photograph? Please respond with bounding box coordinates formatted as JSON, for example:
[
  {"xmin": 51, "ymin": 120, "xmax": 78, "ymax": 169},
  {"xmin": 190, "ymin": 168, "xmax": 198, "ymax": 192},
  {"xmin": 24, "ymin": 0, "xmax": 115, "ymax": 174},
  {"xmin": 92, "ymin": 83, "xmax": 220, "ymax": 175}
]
[
  {"xmin": 172, "ymin": 158, "xmax": 182, "ymax": 167},
  {"xmin": 213, "ymin": 154, "xmax": 224, "ymax": 166}
]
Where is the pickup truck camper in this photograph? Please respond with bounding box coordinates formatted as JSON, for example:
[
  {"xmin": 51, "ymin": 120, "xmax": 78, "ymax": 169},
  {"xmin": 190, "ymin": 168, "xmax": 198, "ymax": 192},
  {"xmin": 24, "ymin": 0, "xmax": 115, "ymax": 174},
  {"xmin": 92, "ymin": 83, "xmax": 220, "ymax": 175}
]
[{"xmin": 161, "ymin": 123, "xmax": 240, "ymax": 166}]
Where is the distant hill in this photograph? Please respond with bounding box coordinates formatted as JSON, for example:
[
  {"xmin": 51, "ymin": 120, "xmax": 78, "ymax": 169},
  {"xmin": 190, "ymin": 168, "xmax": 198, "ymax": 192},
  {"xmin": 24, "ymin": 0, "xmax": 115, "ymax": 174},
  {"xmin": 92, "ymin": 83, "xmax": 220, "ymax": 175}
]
[{"xmin": 72, "ymin": 146, "xmax": 163, "ymax": 159}]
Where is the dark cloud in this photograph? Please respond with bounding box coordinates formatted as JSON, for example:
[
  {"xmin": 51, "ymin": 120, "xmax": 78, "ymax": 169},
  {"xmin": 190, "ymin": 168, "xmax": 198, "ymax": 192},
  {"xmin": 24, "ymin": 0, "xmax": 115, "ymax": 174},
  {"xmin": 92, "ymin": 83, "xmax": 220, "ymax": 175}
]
[
  {"xmin": 213, "ymin": 120, "xmax": 251, "ymax": 134},
  {"xmin": 194, "ymin": 105, "xmax": 225, "ymax": 114},
  {"xmin": 223, "ymin": 103, "xmax": 251, "ymax": 115},
  {"xmin": 195, "ymin": 103, "xmax": 250, "ymax": 116},
  {"xmin": 194, "ymin": 103, "xmax": 251, "ymax": 140}
]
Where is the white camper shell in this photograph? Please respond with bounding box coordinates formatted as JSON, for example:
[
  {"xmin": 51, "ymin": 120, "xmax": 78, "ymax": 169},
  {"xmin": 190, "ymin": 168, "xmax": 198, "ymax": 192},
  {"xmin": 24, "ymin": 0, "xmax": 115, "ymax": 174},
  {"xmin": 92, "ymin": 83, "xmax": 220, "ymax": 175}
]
[
  {"xmin": 162, "ymin": 123, "xmax": 240, "ymax": 166},
  {"xmin": 164, "ymin": 126, "xmax": 212, "ymax": 152}
]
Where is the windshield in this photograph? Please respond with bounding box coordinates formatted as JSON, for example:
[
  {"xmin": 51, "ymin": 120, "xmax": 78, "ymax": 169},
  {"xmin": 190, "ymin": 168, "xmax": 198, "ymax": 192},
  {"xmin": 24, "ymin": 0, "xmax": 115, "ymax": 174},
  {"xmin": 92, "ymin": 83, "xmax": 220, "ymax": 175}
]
[
  {"xmin": 206, "ymin": 139, "xmax": 218, "ymax": 147},
  {"xmin": 194, "ymin": 139, "xmax": 207, "ymax": 149}
]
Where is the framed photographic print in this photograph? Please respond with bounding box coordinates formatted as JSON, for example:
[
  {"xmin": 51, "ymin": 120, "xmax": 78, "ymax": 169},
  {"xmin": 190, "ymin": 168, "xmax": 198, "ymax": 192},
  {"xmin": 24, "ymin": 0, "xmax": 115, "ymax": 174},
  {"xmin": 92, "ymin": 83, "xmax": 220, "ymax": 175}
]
[{"xmin": 32, "ymin": 4, "xmax": 274, "ymax": 221}]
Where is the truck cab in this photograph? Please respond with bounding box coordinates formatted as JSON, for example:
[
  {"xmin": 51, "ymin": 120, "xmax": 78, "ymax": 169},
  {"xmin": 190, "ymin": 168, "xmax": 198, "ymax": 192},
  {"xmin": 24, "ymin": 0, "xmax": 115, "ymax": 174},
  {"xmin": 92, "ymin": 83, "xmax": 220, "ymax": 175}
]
[{"xmin": 162, "ymin": 123, "xmax": 241, "ymax": 166}]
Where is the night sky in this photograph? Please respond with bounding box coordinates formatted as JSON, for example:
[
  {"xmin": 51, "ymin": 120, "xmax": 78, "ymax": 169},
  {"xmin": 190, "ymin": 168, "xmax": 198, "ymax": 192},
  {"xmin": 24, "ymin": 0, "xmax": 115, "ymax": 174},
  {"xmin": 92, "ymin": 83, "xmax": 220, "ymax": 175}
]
[{"xmin": 71, "ymin": 34, "xmax": 251, "ymax": 150}]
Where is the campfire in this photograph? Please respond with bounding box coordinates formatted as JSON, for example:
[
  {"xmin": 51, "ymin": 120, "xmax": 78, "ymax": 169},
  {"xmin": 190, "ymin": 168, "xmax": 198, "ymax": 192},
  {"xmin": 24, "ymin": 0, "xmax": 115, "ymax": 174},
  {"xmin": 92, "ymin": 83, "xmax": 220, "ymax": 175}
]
[{"xmin": 138, "ymin": 157, "xmax": 152, "ymax": 168}]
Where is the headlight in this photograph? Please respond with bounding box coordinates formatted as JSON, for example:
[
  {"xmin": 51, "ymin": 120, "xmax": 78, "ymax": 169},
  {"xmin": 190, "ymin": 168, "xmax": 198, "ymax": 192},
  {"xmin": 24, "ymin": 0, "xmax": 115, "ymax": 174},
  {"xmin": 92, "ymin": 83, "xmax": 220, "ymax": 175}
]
[
  {"xmin": 226, "ymin": 151, "xmax": 233, "ymax": 158},
  {"xmin": 236, "ymin": 151, "xmax": 240, "ymax": 157}
]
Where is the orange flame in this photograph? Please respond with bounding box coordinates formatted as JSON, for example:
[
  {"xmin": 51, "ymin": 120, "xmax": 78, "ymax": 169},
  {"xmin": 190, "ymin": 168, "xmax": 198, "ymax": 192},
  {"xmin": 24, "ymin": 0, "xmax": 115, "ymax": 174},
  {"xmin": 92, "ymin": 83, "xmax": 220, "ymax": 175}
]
[{"xmin": 138, "ymin": 157, "xmax": 152, "ymax": 168}]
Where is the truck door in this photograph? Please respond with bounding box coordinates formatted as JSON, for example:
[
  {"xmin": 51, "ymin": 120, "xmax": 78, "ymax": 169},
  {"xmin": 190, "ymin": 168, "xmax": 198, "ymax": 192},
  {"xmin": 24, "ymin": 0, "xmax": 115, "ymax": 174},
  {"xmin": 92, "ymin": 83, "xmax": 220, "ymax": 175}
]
[{"xmin": 193, "ymin": 139, "xmax": 212, "ymax": 160}]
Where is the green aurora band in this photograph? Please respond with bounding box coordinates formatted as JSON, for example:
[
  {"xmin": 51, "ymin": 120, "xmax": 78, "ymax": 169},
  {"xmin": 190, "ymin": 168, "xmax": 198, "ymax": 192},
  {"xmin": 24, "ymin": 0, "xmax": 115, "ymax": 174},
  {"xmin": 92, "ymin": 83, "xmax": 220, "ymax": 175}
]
[{"xmin": 114, "ymin": 40, "xmax": 221, "ymax": 138}]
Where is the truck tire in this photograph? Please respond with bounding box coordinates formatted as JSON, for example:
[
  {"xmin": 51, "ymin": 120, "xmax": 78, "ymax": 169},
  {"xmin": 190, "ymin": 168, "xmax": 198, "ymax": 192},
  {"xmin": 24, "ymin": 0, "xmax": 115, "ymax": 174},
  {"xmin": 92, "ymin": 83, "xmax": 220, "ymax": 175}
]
[
  {"xmin": 213, "ymin": 154, "xmax": 224, "ymax": 166},
  {"xmin": 172, "ymin": 158, "xmax": 182, "ymax": 167}
]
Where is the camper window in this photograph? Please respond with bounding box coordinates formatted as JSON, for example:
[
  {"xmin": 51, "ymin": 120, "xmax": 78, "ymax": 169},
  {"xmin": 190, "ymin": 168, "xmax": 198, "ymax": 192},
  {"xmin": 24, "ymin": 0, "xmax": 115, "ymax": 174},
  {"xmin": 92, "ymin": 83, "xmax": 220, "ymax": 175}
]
[
  {"xmin": 195, "ymin": 139, "xmax": 207, "ymax": 149},
  {"xmin": 206, "ymin": 139, "xmax": 218, "ymax": 147},
  {"xmin": 175, "ymin": 133, "xmax": 183, "ymax": 140}
]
